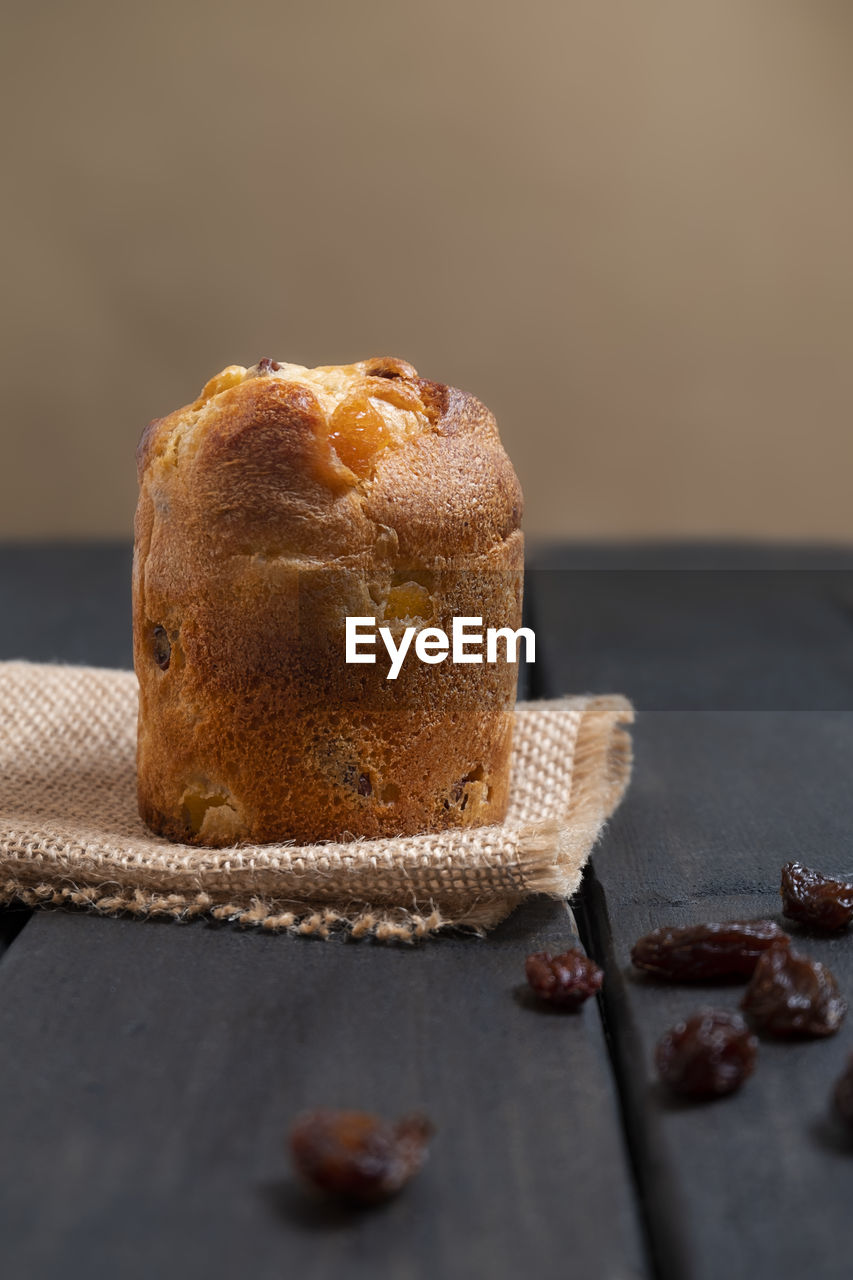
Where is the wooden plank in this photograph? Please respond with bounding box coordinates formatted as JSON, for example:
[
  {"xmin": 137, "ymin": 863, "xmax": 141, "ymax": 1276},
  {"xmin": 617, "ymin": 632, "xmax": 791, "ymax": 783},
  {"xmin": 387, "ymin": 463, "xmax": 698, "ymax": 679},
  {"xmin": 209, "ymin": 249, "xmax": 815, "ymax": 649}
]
[
  {"xmin": 531, "ymin": 541, "xmax": 853, "ymax": 571},
  {"xmin": 533, "ymin": 552, "xmax": 853, "ymax": 1280},
  {"xmin": 0, "ymin": 543, "xmax": 133, "ymax": 668},
  {"xmin": 528, "ymin": 544, "xmax": 853, "ymax": 710},
  {"xmin": 584, "ymin": 713, "xmax": 853, "ymax": 1280},
  {"xmin": 0, "ymin": 900, "xmax": 648, "ymax": 1279},
  {"xmin": 0, "ymin": 542, "xmax": 646, "ymax": 1279}
]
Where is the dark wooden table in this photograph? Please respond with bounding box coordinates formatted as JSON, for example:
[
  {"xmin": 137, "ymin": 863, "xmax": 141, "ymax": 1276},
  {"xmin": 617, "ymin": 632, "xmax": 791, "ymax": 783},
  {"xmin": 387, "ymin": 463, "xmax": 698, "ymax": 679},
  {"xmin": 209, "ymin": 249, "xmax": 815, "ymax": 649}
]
[{"xmin": 3, "ymin": 542, "xmax": 853, "ymax": 1280}]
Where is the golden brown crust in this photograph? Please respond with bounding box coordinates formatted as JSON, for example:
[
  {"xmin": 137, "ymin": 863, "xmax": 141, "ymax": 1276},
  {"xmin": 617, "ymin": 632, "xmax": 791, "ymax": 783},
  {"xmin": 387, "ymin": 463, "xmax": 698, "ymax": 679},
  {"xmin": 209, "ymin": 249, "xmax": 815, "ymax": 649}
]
[{"xmin": 133, "ymin": 357, "xmax": 524, "ymax": 846}]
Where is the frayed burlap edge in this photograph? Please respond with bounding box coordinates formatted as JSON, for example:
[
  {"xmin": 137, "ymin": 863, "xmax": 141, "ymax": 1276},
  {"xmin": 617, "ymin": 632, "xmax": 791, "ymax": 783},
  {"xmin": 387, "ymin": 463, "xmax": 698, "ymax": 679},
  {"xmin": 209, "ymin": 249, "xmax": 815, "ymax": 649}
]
[
  {"xmin": 0, "ymin": 882, "xmax": 454, "ymax": 943},
  {"xmin": 0, "ymin": 675, "xmax": 634, "ymax": 941}
]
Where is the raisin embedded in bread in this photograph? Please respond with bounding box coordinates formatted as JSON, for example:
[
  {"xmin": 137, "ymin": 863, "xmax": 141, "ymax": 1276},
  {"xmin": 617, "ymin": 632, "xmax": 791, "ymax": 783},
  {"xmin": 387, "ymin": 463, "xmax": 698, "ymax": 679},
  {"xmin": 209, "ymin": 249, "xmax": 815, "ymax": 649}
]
[{"xmin": 133, "ymin": 356, "xmax": 524, "ymax": 846}]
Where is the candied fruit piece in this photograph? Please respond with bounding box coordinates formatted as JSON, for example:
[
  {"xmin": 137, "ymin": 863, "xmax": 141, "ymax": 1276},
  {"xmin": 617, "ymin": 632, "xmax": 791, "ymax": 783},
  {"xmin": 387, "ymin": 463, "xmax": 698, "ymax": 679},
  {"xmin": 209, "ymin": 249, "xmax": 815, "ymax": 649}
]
[
  {"xmin": 196, "ymin": 364, "xmax": 245, "ymax": 403},
  {"xmin": 289, "ymin": 1109, "xmax": 433, "ymax": 1204},
  {"xmin": 181, "ymin": 788, "xmax": 234, "ymax": 836},
  {"xmin": 384, "ymin": 581, "xmax": 433, "ymax": 622},
  {"xmin": 740, "ymin": 940, "xmax": 846, "ymax": 1037},
  {"xmin": 656, "ymin": 1009, "xmax": 757, "ymax": 1099},
  {"xmin": 328, "ymin": 391, "xmax": 393, "ymax": 477},
  {"xmin": 364, "ymin": 376, "xmax": 424, "ymax": 413},
  {"xmin": 781, "ymin": 861, "xmax": 853, "ymax": 933},
  {"xmin": 525, "ymin": 948, "xmax": 603, "ymax": 1009},
  {"xmin": 630, "ymin": 919, "xmax": 789, "ymax": 981}
]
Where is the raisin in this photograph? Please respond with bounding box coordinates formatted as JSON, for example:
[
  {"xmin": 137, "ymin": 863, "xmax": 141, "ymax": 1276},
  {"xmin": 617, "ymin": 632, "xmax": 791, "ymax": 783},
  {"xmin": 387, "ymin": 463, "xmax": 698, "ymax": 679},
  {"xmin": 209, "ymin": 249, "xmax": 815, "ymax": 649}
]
[
  {"xmin": 740, "ymin": 940, "xmax": 846, "ymax": 1037},
  {"xmin": 444, "ymin": 782, "xmax": 464, "ymax": 811},
  {"xmin": 257, "ymin": 357, "xmax": 282, "ymax": 373},
  {"xmin": 631, "ymin": 920, "xmax": 789, "ymax": 981},
  {"xmin": 444, "ymin": 766, "xmax": 485, "ymax": 811},
  {"xmin": 152, "ymin": 625, "xmax": 171, "ymax": 670},
  {"xmin": 289, "ymin": 1109, "xmax": 433, "ymax": 1204},
  {"xmin": 833, "ymin": 1055, "xmax": 853, "ymax": 1131},
  {"xmin": 781, "ymin": 861, "xmax": 853, "ymax": 933},
  {"xmin": 656, "ymin": 1009, "xmax": 757, "ymax": 1099},
  {"xmin": 331, "ymin": 750, "xmax": 369, "ymax": 795},
  {"xmin": 525, "ymin": 949, "xmax": 603, "ymax": 1009}
]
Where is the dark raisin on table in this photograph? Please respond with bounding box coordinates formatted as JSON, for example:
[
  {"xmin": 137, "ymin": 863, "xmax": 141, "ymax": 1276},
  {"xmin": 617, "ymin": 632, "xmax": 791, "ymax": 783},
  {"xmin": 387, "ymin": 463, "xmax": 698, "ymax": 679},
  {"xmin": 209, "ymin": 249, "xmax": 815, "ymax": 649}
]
[
  {"xmin": 740, "ymin": 940, "xmax": 846, "ymax": 1037},
  {"xmin": 780, "ymin": 861, "xmax": 853, "ymax": 933},
  {"xmin": 655, "ymin": 1009, "xmax": 757, "ymax": 1100},
  {"xmin": 833, "ymin": 1055, "xmax": 853, "ymax": 1131},
  {"xmin": 525, "ymin": 949, "xmax": 604, "ymax": 1009},
  {"xmin": 631, "ymin": 920, "xmax": 789, "ymax": 981},
  {"xmin": 289, "ymin": 1109, "xmax": 433, "ymax": 1204},
  {"xmin": 152, "ymin": 625, "xmax": 171, "ymax": 670}
]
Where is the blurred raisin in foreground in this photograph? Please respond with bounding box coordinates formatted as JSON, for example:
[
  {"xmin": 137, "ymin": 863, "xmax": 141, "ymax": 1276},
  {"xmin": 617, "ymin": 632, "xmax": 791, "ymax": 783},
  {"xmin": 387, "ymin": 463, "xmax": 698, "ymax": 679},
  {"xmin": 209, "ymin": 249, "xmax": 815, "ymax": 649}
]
[
  {"xmin": 631, "ymin": 920, "xmax": 788, "ymax": 981},
  {"xmin": 740, "ymin": 941, "xmax": 846, "ymax": 1037},
  {"xmin": 290, "ymin": 1110, "xmax": 433, "ymax": 1204},
  {"xmin": 781, "ymin": 861, "xmax": 853, "ymax": 933},
  {"xmin": 525, "ymin": 948, "xmax": 603, "ymax": 1009},
  {"xmin": 656, "ymin": 1009, "xmax": 757, "ymax": 1099}
]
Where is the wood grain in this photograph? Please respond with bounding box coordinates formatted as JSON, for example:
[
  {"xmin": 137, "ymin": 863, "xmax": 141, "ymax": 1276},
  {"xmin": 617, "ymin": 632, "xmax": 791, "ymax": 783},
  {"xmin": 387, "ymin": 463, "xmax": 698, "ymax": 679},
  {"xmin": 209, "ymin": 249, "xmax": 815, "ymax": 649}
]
[
  {"xmin": 528, "ymin": 543, "xmax": 853, "ymax": 710},
  {"xmin": 534, "ymin": 545, "xmax": 853, "ymax": 1280},
  {"xmin": 0, "ymin": 902, "xmax": 647, "ymax": 1279},
  {"xmin": 0, "ymin": 542, "xmax": 646, "ymax": 1280}
]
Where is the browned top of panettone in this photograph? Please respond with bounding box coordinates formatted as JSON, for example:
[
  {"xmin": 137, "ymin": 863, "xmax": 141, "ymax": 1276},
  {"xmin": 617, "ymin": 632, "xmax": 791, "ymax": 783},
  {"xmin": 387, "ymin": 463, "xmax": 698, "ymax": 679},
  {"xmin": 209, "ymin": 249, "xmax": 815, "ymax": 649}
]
[{"xmin": 136, "ymin": 356, "xmax": 522, "ymax": 564}]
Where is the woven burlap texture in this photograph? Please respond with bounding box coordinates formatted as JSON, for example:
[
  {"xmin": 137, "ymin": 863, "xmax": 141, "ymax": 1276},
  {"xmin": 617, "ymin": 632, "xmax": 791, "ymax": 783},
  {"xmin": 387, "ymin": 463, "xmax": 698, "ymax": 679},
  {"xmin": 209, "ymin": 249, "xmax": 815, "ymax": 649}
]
[{"xmin": 0, "ymin": 661, "xmax": 633, "ymax": 940}]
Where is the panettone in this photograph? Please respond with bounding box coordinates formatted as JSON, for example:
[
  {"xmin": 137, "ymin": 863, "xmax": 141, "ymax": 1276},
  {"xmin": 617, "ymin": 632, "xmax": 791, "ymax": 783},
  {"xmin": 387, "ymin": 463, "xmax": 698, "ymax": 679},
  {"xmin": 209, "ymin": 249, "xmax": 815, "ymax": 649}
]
[{"xmin": 133, "ymin": 356, "xmax": 524, "ymax": 846}]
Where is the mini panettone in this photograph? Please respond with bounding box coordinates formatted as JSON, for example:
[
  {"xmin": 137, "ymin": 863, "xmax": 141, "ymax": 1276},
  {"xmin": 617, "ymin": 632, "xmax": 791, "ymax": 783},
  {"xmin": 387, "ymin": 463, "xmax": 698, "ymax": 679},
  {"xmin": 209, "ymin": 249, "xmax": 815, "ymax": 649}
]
[{"xmin": 133, "ymin": 356, "xmax": 524, "ymax": 847}]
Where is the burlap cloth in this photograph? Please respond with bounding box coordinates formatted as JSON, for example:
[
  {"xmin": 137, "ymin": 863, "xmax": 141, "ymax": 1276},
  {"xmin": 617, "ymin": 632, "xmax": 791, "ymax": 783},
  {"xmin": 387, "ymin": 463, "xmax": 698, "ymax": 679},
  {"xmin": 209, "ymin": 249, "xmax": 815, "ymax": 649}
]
[{"xmin": 0, "ymin": 661, "xmax": 634, "ymax": 940}]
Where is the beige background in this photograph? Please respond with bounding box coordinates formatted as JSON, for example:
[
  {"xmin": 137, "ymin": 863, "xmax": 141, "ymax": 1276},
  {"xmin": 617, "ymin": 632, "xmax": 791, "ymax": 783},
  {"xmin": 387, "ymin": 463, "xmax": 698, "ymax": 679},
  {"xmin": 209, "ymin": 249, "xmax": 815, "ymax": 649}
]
[{"xmin": 2, "ymin": 0, "xmax": 852, "ymax": 543}]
